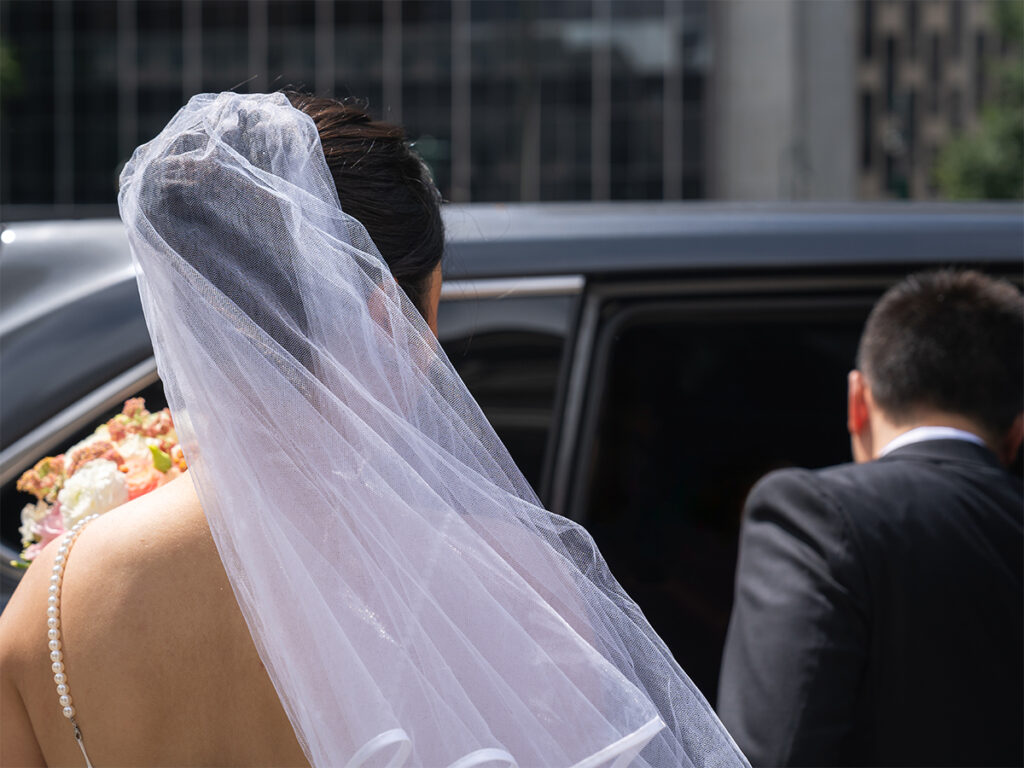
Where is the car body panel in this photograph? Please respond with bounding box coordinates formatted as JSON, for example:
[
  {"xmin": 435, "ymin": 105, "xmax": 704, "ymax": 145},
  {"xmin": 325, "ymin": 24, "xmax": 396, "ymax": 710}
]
[{"xmin": 2, "ymin": 204, "xmax": 1022, "ymax": 627}]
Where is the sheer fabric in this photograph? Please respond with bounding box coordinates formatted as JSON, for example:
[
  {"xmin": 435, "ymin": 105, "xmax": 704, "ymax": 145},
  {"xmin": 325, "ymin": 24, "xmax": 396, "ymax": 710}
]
[{"xmin": 118, "ymin": 92, "xmax": 748, "ymax": 768}]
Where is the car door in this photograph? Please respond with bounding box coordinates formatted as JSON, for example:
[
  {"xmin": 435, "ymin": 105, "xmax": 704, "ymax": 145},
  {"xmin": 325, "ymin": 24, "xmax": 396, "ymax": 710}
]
[
  {"xmin": 0, "ymin": 274, "xmax": 583, "ymax": 609},
  {"xmin": 549, "ymin": 273, "xmax": 896, "ymax": 704},
  {"xmin": 436, "ymin": 275, "xmax": 582, "ymax": 495}
]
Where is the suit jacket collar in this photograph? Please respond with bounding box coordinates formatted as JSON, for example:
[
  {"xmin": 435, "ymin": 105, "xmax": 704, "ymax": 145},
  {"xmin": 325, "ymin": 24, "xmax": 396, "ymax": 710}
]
[{"xmin": 880, "ymin": 438, "xmax": 1002, "ymax": 470}]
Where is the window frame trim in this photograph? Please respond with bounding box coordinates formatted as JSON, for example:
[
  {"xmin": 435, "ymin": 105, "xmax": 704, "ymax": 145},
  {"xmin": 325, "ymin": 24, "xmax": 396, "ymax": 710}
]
[{"xmin": 440, "ymin": 275, "xmax": 584, "ymax": 301}]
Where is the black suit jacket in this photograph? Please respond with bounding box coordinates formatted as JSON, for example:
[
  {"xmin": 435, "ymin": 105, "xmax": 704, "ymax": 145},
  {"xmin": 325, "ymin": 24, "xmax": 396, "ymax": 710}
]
[{"xmin": 717, "ymin": 439, "xmax": 1023, "ymax": 767}]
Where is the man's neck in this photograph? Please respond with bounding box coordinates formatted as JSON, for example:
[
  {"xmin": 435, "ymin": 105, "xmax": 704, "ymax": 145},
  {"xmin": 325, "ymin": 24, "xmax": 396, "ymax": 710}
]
[
  {"xmin": 877, "ymin": 426, "xmax": 990, "ymax": 457},
  {"xmin": 870, "ymin": 413, "xmax": 993, "ymax": 460}
]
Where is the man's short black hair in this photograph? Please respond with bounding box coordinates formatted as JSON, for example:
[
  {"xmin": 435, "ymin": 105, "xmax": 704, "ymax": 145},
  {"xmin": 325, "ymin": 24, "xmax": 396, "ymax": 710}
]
[{"xmin": 857, "ymin": 269, "xmax": 1023, "ymax": 438}]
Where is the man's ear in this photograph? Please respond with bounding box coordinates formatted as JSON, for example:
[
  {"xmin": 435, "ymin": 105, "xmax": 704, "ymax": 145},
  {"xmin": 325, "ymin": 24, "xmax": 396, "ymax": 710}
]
[
  {"xmin": 848, "ymin": 370, "xmax": 873, "ymax": 463},
  {"xmin": 998, "ymin": 412, "xmax": 1024, "ymax": 467},
  {"xmin": 847, "ymin": 370, "xmax": 870, "ymax": 434}
]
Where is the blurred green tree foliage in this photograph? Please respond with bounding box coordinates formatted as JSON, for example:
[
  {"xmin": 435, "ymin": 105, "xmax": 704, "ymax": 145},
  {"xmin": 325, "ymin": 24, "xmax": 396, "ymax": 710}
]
[
  {"xmin": 935, "ymin": 0, "xmax": 1023, "ymax": 199},
  {"xmin": 1, "ymin": 39, "xmax": 22, "ymax": 106}
]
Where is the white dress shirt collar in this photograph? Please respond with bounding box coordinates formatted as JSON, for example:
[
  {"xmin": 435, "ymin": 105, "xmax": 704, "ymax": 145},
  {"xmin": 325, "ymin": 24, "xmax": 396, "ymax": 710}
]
[{"xmin": 878, "ymin": 426, "xmax": 989, "ymax": 458}]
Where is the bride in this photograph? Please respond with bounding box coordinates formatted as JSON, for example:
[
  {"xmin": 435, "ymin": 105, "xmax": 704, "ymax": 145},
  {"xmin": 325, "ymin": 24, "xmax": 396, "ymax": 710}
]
[{"xmin": 0, "ymin": 92, "xmax": 747, "ymax": 768}]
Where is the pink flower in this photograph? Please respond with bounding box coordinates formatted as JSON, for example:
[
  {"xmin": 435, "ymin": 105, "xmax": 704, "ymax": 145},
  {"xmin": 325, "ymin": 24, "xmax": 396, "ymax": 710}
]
[
  {"xmin": 143, "ymin": 410, "xmax": 174, "ymax": 438},
  {"xmin": 20, "ymin": 503, "xmax": 67, "ymax": 561},
  {"xmin": 122, "ymin": 397, "xmax": 147, "ymax": 419},
  {"xmin": 65, "ymin": 440, "xmax": 125, "ymax": 478},
  {"xmin": 21, "ymin": 542, "xmax": 45, "ymax": 561},
  {"xmin": 107, "ymin": 418, "xmax": 128, "ymax": 442},
  {"xmin": 122, "ymin": 454, "xmax": 163, "ymax": 499}
]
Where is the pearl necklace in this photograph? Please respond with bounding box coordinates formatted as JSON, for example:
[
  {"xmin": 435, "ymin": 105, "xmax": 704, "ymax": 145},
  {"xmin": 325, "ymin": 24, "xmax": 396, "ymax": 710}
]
[{"xmin": 47, "ymin": 513, "xmax": 99, "ymax": 768}]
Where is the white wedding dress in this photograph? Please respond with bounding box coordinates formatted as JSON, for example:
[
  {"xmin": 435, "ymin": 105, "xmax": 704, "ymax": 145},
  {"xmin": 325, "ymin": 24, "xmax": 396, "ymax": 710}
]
[{"xmin": 116, "ymin": 92, "xmax": 749, "ymax": 768}]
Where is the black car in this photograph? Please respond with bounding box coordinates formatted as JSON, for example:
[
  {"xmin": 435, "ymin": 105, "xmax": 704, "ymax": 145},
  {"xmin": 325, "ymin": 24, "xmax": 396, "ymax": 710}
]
[{"xmin": 2, "ymin": 202, "xmax": 1021, "ymax": 703}]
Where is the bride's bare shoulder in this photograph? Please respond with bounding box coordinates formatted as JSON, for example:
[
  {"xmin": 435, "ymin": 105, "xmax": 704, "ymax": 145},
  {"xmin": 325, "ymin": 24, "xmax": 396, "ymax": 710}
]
[
  {"xmin": 0, "ymin": 472, "xmax": 255, "ymax": 765},
  {"xmin": 61, "ymin": 473, "xmax": 220, "ymax": 605},
  {"xmin": 80, "ymin": 472, "xmax": 236, "ymax": 651},
  {"xmin": 0, "ymin": 473, "xmax": 215, "ymax": 666},
  {"xmin": 64, "ymin": 473, "xmax": 232, "ymax": 646},
  {"xmin": 1, "ymin": 472, "xmax": 306, "ymax": 766},
  {"xmin": 7, "ymin": 473, "xmax": 230, "ymax": 679}
]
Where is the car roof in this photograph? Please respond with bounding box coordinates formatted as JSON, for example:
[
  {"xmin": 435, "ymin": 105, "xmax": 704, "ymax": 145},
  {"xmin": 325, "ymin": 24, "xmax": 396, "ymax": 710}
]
[
  {"xmin": 442, "ymin": 202, "xmax": 1024, "ymax": 278},
  {"xmin": 3, "ymin": 202, "xmax": 1022, "ymax": 290}
]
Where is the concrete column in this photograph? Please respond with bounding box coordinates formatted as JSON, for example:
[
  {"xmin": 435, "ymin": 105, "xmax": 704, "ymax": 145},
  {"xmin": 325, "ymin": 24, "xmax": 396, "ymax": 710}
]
[
  {"xmin": 117, "ymin": 0, "xmax": 138, "ymax": 162},
  {"xmin": 183, "ymin": 0, "xmax": 202, "ymax": 100},
  {"xmin": 383, "ymin": 0, "xmax": 402, "ymax": 124},
  {"xmin": 518, "ymin": 7, "xmax": 540, "ymax": 202},
  {"xmin": 663, "ymin": 0, "xmax": 684, "ymax": 199},
  {"xmin": 315, "ymin": 0, "xmax": 335, "ymax": 96},
  {"xmin": 451, "ymin": 0, "xmax": 472, "ymax": 202},
  {"xmin": 248, "ymin": 0, "xmax": 267, "ymax": 92},
  {"xmin": 802, "ymin": 0, "xmax": 857, "ymax": 199},
  {"xmin": 54, "ymin": 0, "xmax": 73, "ymax": 204},
  {"xmin": 710, "ymin": 0, "xmax": 856, "ymax": 200},
  {"xmin": 591, "ymin": 0, "xmax": 611, "ymax": 200}
]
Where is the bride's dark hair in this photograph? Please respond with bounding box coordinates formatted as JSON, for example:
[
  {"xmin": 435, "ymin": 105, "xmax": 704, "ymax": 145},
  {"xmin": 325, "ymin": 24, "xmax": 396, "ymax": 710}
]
[{"xmin": 286, "ymin": 92, "xmax": 444, "ymax": 318}]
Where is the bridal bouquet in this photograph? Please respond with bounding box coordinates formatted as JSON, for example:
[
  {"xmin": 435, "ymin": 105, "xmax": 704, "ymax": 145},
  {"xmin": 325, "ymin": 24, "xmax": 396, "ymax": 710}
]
[{"xmin": 12, "ymin": 398, "xmax": 186, "ymax": 567}]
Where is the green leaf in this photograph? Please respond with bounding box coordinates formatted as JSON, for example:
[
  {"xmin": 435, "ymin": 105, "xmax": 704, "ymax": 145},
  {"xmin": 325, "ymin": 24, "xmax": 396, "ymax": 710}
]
[
  {"xmin": 149, "ymin": 444, "xmax": 172, "ymax": 473},
  {"xmin": 935, "ymin": 8, "xmax": 1023, "ymax": 200}
]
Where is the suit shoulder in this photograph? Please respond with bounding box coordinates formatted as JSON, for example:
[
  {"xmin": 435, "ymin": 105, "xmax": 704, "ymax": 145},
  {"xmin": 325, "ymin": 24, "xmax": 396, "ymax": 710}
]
[
  {"xmin": 743, "ymin": 463, "xmax": 883, "ymax": 561},
  {"xmin": 770, "ymin": 459, "xmax": 913, "ymax": 516},
  {"xmin": 739, "ymin": 465, "xmax": 870, "ymax": 606},
  {"xmin": 746, "ymin": 465, "xmax": 849, "ymax": 512},
  {"xmin": 743, "ymin": 466, "xmax": 855, "ymax": 545}
]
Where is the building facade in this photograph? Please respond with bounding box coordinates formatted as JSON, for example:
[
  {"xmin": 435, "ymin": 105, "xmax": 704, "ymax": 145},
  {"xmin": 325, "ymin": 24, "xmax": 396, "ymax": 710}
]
[
  {"xmin": 0, "ymin": 0, "xmax": 711, "ymax": 217},
  {"xmin": 857, "ymin": 0, "xmax": 1017, "ymax": 199},
  {"xmin": 0, "ymin": 0, "xmax": 1017, "ymax": 218}
]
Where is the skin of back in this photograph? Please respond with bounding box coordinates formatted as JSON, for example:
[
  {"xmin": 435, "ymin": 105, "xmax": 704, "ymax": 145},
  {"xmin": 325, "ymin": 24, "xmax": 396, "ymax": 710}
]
[{"xmin": 0, "ymin": 473, "xmax": 309, "ymax": 767}]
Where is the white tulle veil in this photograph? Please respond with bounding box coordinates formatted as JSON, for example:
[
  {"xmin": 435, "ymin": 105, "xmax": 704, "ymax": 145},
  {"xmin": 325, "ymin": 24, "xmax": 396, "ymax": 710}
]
[{"xmin": 117, "ymin": 92, "xmax": 748, "ymax": 768}]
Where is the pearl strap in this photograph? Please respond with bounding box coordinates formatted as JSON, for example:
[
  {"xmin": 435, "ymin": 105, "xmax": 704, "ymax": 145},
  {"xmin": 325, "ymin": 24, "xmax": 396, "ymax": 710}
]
[{"xmin": 48, "ymin": 513, "xmax": 99, "ymax": 768}]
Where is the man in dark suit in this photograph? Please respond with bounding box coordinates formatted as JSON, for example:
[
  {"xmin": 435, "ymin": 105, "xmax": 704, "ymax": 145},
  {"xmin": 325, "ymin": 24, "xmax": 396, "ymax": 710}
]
[{"xmin": 717, "ymin": 270, "xmax": 1023, "ymax": 767}]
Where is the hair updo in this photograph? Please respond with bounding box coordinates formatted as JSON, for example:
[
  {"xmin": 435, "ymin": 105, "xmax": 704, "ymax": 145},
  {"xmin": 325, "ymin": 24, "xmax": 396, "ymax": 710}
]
[{"xmin": 286, "ymin": 93, "xmax": 444, "ymax": 319}]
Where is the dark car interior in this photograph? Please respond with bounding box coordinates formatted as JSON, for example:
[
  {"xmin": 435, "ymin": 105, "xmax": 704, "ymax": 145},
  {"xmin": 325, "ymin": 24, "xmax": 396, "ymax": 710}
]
[{"xmin": 573, "ymin": 295, "xmax": 870, "ymax": 703}]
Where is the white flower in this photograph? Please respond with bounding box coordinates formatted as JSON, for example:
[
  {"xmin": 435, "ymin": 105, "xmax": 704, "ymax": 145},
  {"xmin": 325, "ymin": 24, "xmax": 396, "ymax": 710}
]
[
  {"xmin": 57, "ymin": 459, "xmax": 129, "ymax": 528},
  {"xmin": 19, "ymin": 501, "xmax": 49, "ymax": 547},
  {"xmin": 116, "ymin": 433, "xmax": 155, "ymax": 460},
  {"xmin": 20, "ymin": 498, "xmax": 50, "ymax": 525}
]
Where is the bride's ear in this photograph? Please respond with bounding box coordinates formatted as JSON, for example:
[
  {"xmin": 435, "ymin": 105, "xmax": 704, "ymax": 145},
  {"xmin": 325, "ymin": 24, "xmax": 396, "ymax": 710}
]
[{"xmin": 423, "ymin": 264, "xmax": 443, "ymax": 338}]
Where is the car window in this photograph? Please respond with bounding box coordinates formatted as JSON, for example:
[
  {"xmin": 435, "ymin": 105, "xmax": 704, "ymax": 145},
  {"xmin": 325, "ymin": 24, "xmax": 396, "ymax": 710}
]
[
  {"xmin": 439, "ymin": 295, "xmax": 575, "ymax": 495},
  {"xmin": 2, "ymin": 292, "xmax": 577, "ymax": 556},
  {"xmin": 0, "ymin": 283, "xmax": 152, "ymax": 452},
  {"xmin": 571, "ymin": 297, "xmax": 871, "ymax": 704}
]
